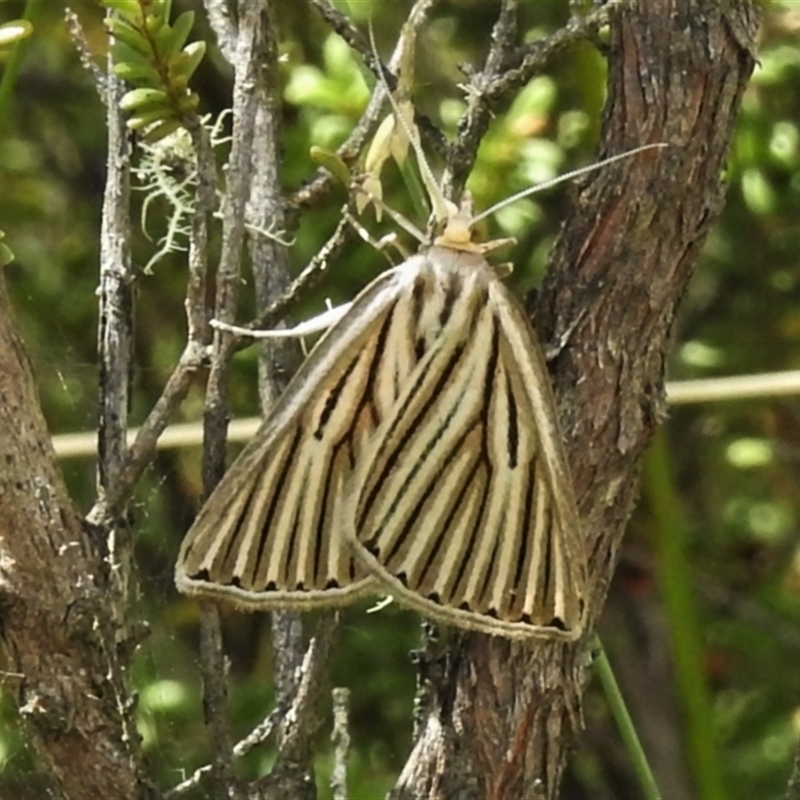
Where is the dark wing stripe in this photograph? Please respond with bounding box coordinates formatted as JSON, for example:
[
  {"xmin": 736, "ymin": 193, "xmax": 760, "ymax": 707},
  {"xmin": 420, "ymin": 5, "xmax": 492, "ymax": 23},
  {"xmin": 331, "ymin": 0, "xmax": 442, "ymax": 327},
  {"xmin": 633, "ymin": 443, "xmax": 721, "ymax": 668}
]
[
  {"xmin": 357, "ymin": 340, "xmax": 467, "ymax": 526},
  {"xmin": 358, "ymin": 298, "xmax": 492, "ymax": 541}
]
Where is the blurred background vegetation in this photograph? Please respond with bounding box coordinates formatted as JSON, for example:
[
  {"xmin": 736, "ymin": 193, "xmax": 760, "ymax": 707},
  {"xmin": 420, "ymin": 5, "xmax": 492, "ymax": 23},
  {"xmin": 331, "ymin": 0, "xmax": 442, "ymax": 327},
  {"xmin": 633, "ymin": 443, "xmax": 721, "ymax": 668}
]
[{"xmin": 1, "ymin": 0, "xmax": 799, "ymax": 797}]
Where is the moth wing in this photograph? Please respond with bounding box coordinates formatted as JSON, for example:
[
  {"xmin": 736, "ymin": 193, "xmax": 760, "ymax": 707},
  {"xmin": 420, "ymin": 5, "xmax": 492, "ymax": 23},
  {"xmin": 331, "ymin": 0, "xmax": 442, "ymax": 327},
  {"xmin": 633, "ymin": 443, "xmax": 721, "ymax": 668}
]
[
  {"xmin": 351, "ymin": 259, "xmax": 587, "ymax": 638},
  {"xmin": 176, "ymin": 258, "xmax": 430, "ymax": 610}
]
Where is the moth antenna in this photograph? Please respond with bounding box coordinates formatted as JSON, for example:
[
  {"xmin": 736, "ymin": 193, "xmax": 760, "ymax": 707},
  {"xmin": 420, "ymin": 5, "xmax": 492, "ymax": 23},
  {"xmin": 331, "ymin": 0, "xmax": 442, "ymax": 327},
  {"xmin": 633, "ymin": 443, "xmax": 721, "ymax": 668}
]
[
  {"xmin": 368, "ymin": 21, "xmax": 456, "ymax": 228},
  {"xmin": 354, "ymin": 183, "xmax": 428, "ymax": 244},
  {"xmin": 471, "ymin": 142, "xmax": 669, "ymax": 227}
]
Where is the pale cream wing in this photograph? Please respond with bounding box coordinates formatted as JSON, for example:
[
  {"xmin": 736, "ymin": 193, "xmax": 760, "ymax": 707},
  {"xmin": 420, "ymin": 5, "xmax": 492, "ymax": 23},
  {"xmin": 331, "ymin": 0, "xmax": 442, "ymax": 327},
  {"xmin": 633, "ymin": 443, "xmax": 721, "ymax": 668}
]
[
  {"xmin": 176, "ymin": 257, "xmax": 434, "ymax": 609},
  {"xmin": 351, "ymin": 246, "xmax": 587, "ymax": 639}
]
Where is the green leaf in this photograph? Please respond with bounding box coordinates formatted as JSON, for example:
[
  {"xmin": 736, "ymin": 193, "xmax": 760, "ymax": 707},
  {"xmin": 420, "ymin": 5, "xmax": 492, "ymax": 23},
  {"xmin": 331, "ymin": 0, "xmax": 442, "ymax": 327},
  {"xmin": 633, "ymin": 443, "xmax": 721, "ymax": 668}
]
[
  {"xmin": 142, "ymin": 117, "xmax": 182, "ymax": 143},
  {"xmin": 100, "ymin": 0, "xmax": 144, "ymax": 22},
  {"xmin": 168, "ymin": 40, "xmax": 205, "ymax": 83},
  {"xmin": 0, "ymin": 20, "xmax": 33, "ymax": 48},
  {"xmin": 127, "ymin": 106, "xmax": 177, "ymax": 130},
  {"xmin": 175, "ymin": 92, "xmax": 199, "ymax": 113},
  {"xmin": 144, "ymin": 10, "xmax": 166, "ymax": 36},
  {"xmin": 163, "ymin": 10, "xmax": 195, "ymax": 56},
  {"xmin": 120, "ymin": 87, "xmax": 170, "ymax": 112},
  {"xmin": 159, "ymin": 0, "xmax": 174, "ymax": 23},
  {"xmin": 0, "ymin": 241, "xmax": 13, "ymax": 267},
  {"xmin": 106, "ymin": 17, "xmax": 152, "ymax": 57},
  {"xmin": 113, "ymin": 59, "xmax": 162, "ymax": 86}
]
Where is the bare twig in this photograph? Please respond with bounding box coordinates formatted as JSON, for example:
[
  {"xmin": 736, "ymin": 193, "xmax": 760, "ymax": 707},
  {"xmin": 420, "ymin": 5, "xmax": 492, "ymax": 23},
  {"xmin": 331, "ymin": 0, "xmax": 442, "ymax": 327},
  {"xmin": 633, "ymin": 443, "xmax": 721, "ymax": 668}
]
[
  {"xmin": 269, "ymin": 617, "xmax": 339, "ymax": 763},
  {"xmin": 290, "ymin": 0, "xmax": 441, "ymax": 211},
  {"xmin": 487, "ymin": 0, "xmax": 627, "ymax": 102},
  {"xmin": 64, "ymin": 7, "xmax": 106, "ymax": 97},
  {"xmin": 96, "ymin": 67, "xmax": 132, "ymax": 505},
  {"xmin": 440, "ymin": 0, "xmax": 518, "ymax": 199},
  {"xmin": 86, "ymin": 115, "xmax": 215, "ymax": 523},
  {"xmin": 306, "ymin": 0, "xmax": 377, "ymax": 76},
  {"xmin": 165, "ymin": 704, "xmax": 285, "ymax": 798},
  {"xmin": 238, "ymin": 1, "xmax": 323, "ymax": 789},
  {"xmin": 166, "ymin": 618, "xmax": 336, "ymax": 799},
  {"xmin": 93, "ymin": 59, "xmax": 148, "ymax": 791},
  {"xmin": 249, "ymin": 617, "xmax": 338, "ymax": 799},
  {"xmin": 185, "ymin": 119, "xmax": 216, "ymax": 345},
  {"xmin": 193, "ymin": 3, "xmax": 272, "ymax": 796},
  {"xmin": 198, "ymin": 603, "xmax": 236, "ymax": 795},
  {"xmin": 204, "ymin": 0, "xmax": 238, "ymax": 62},
  {"xmin": 330, "ymin": 688, "xmax": 351, "ymax": 800},
  {"xmin": 443, "ymin": 0, "xmax": 628, "ymax": 198}
]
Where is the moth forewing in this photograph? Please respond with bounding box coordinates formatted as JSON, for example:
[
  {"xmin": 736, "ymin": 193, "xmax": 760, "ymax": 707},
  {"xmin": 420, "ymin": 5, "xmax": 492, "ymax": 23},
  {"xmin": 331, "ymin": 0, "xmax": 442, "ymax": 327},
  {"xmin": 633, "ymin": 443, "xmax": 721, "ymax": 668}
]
[
  {"xmin": 492, "ymin": 278, "xmax": 587, "ymax": 633},
  {"xmin": 349, "ymin": 245, "xmax": 587, "ymax": 639},
  {"xmin": 175, "ymin": 265, "xmax": 430, "ymax": 609}
]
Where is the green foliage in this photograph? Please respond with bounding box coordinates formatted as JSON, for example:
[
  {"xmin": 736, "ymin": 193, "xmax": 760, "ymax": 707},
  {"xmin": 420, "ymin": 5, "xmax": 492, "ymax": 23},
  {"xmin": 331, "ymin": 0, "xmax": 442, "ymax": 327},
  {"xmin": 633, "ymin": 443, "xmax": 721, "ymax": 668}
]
[
  {"xmin": 101, "ymin": 0, "xmax": 205, "ymax": 141},
  {"xmin": 0, "ymin": 19, "xmax": 31, "ymax": 49}
]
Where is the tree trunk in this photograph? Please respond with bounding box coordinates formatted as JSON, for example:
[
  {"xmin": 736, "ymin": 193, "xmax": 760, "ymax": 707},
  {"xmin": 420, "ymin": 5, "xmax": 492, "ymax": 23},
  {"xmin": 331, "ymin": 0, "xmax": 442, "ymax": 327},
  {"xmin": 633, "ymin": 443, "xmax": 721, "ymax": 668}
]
[
  {"xmin": 0, "ymin": 267, "xmax": 141, "ymax": 798},
  {"xmin": 392, "ymin": 1, "xmax": 760, "ymax": 798}
]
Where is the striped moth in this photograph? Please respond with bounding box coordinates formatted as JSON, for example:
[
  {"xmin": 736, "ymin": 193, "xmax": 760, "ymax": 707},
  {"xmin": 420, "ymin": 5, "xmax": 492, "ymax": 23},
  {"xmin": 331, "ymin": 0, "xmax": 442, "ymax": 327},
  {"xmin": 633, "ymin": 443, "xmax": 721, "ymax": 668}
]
[{"xmin": 175, "ymin": 36, "xmax": 663, "ymax": 638}]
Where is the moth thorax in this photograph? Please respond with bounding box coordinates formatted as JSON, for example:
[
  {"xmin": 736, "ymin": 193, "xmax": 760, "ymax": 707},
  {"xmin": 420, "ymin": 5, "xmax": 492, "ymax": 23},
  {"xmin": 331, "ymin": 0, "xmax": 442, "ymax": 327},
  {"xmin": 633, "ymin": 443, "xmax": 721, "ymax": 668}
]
[{"xmin": 435, "ymin": 208, "xmax": 474, "ymax": 251}]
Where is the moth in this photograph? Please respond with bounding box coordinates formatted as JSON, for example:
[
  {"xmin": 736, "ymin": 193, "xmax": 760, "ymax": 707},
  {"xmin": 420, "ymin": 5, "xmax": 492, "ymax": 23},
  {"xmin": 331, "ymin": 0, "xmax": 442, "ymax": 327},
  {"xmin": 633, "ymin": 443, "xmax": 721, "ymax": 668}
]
[
  {"xmin": 175, "ymin": 221, "xmax": 587, "ymax": 636},
  {"xmin": 175, "ymin": 45, "xmax": 662, "ymax": 637}
]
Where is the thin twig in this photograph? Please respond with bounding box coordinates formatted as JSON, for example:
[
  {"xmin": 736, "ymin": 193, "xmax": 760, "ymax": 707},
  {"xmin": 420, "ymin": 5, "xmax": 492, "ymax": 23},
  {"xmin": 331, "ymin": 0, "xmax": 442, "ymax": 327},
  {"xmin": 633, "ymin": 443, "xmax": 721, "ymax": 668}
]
[
  {"xmin": 56, "ymin": 369, "xmax": 800, "ymax": 459},
  {"xmin": 185, "ymin": 118, "xmax": 215, "ymax": 344},
  {"xmin": 235, "ymin": 208, "xmax": 355, "ymax": 342},
  {"xmin": 166, "ymin": 619, "xmax": 336, "ymax": 798},
  {"xmin": 86, "ymin": 343, "xmax": 208, "ymax": 520},
  {"xmin": 274, "ymin": 616, "xmax": 339, "ymax": 760},
  {"xmin": 330, "ymin": 688, "xmax": 351, "ymax": 800},
  {"xmin": 306, "ymin": 0, "xmax": 378, "ymax": 77},
  {"xmin": 444, "ymin": 0, "xmax": 519, "ymax": 199},
  {"xmin": 500, "ymin": 0, "xmax": 628, "ymax": 96},
  {"xmin": 194, "ymin": 2, "xmax": 269, "ymax": 795},
  {"xmin": 290, "ymin": 0, "xmax": 441, "ymax": 211},
  {"xmin": 92, "ymin": 55, "xmax": 151, "ymax": 793},
  {"xmin": 443, "ymin": 0, "xmax": 627, "ymax": 199},
  {"xmin": 165, "ymin": 705, "xmax": 286, "ymax": 799},
  {"xmin": 64, "ymin": 7, "xmax": 106, "ymax": 97},
  {"xmin": 198, "ymin": 603, "xmax": 236, "ymax": 795},
  {"xmin": 204, "ymin": 0, "xmax": 238, "ymax": 62},
  {"xmin": 86, "ymin": 115, "xmax": 214, "ymax": 523}
]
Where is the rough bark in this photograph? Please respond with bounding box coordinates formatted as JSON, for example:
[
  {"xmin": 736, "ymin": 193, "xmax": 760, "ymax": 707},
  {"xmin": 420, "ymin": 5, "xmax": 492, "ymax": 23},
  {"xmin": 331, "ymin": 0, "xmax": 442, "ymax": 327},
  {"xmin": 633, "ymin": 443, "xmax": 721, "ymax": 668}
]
[
  {"xmin": 392, "ymin": 1, "xmax": 760, "ymax": 798},
  {"xmin": 0, "ymin": 268, "xmax": 142, "ymax": 798}
]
